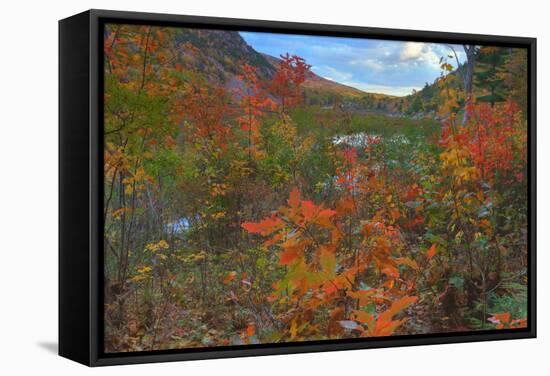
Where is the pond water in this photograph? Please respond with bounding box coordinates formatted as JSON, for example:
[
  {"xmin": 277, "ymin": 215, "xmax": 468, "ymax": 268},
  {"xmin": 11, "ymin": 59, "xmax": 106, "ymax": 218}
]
[
  {"xmin": 331, "ymin": 132, "xmax": 411, "ymax": 148},
  {"xmin": 332, "ymin": 133, "xmax": 380, "ymax": 148},
  {"xmin": 165, "ymin": 217, "xmax": 190, "ymax": 234}
]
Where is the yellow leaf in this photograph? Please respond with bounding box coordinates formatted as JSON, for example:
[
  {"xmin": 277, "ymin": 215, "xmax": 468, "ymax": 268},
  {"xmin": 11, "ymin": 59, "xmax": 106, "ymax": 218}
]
[
  {"xmin": 212, "ymin": 211, "xmax": 226, "ymax": 219},
  {"xmin": 290, "ymin": 318, "xmax": 298, "ymax": 340},
  {"xmin": 133, "ymin": 166, "xmax": 145, "ymax": 181},
  {"xmin": 319, "ymin": 246, "xmax": 336, "ymax": 278},
  {"xmin": 112, "ymin": 207, "xmax": 126, "ymax": 219},
  {"xmin": 136, "ymin": 266, "xmax": 152, "ymax": 274},
  {"xmin": 124, "ymin": 185, "xmax": 133, "ymax": 195},
  {"xmin": 396, "ymin": 257, "xmax": 419, "ymax": 270}
]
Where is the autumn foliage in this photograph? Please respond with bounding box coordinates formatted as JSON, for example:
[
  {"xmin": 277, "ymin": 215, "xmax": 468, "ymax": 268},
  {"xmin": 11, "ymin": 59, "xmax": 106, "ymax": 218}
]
[{"xmin": 102, "ymin": 24, "xmax": 529, "ymax": 353}]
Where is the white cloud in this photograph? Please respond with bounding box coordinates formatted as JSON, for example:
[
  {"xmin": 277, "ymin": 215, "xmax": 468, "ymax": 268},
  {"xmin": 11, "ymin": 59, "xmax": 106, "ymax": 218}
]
[
  {"xmin": 350, "ymin": 58, "xmax": 385, "ymax": 72},
  {"xmin": 241, "ymin": 32, "xmax": 466, "ymax": 97},
  {"xmin": 340, "ymin": 81, "xmax": 420, "ymax": 96},
  {"xmin": 400, "ymin": 42, "xmax": 426, "ymax": 61},
  {"xmin": 400, "ymin": 42, "xmax": 442, "ymax": 68}
]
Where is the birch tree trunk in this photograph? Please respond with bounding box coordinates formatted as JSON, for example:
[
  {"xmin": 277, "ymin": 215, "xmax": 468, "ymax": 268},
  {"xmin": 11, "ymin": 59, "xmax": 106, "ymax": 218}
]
[{"xmin": 462, "ymin": 45, "xmax": 476, "ymax": 125}]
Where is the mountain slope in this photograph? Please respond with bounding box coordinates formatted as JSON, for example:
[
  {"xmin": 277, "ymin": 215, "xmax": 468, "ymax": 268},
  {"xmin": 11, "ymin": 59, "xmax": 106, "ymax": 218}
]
[
  {"xmin": 173, "ymin": 28, "xmax": 276, "ymax": 82},
  {"xmin": 260, "ymin": 53, "xmax": 366, "ymax": 101},
  {"xmin": 172, "ymin": 28, "xmax": 373, "ymax": 104}
]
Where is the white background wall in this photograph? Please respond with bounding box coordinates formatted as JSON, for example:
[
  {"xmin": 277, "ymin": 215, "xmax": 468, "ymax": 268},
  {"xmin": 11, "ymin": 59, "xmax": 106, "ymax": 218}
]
[{"xmin": 0, "ymin": 0, "xmax": 546, "ymax": 374}]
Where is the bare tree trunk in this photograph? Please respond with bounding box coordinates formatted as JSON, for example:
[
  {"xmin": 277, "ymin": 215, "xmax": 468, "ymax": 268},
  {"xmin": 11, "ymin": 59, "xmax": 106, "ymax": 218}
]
[
  {"xmin": 462, "ymin": 45, "xmax": 476, "ymax": 125},
  {"xmin": 448, "ymin": 45, "xmax": 476, "ymax": 125}
]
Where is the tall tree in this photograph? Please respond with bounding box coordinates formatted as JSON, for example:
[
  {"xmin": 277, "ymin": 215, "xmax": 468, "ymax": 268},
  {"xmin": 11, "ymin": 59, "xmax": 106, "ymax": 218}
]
[
  {"xmin": 475, "ymin": 47, "xmax": 507, "ymax": 106},
  {"xmin": 270, "ymin": 53, "xmax": 311, "ymax": 114},
  {"xmin": 448, "ymin": 44, "xmax": 477, "ymax": 124},
  {"xmin": 499, "ymin": 48, "xmax": 528, "ymax": 112}
]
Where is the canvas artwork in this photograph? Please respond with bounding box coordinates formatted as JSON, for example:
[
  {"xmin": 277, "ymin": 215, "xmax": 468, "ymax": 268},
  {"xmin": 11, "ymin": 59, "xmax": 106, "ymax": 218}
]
[{"xmin": 102, "ymin": 23, "xmax": 529, "ymax": 353}]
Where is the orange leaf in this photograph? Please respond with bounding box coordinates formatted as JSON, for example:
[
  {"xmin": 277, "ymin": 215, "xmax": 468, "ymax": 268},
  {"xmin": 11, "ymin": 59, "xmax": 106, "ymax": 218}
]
[
  {"xmin": 223, "ymin": 271, "xmax": 237, "ymax": 284},
  {"xmin": 388, "ymin": 296, "xmax": 418, "ymax": 317},
  {"xmin": 288, "ymin": 187, "xmax": 300, "ymax": 208},
  {"xmin": 479, "ymin": 219, "xmax": 491, "ymax": 227},
  {"xmin": 246, "ymin": 324, "xmax": 255, "ymax": 337},
  {"xmin": 390, "ymin": 208, "xmax": 401, "ymax": 221},
  {"xmin": 262, "ymin": 232, "xmax": 284, "ymax": 248},
  {"xmin": 347, "ymin": 289, "xmax": 376, "ymax": 306},
  {"xmin": 382, "ymin": 266, "xmax": 400, "ymax": 279},
  {"xmin": 511, "ymin": 318, "xmax": 527, "ymax": 328},
  {"xmin": 427, "ymin": 243, "xmax": 437, "ymax": 260},
  {"xmin": 242, "ymin": 217, "xmax": 283, "ymax": 236},
  {"xmin": 373, "ymin": 318, "xmax": 405, "ymax": 337},
  {"xmin": 335, "ymin": 196, "xmax": 355, "ymax": 215},
  {"xmin": 352, "ymin": 310, "xmax": 375, "ymax": 327},
  {"xmin": 242, "ymin": 222, "xmax": 261, "ymax": 233},
  {"xmin": 315, "ymin": 208, "xmax": 337, "ymax": 228},
  {"xmin": 319, "ymin": 208, "xmax": 337, "ymax": 219},
  {"xmin": 279, "ymin": 247, "xmax": 300, "ymax": 265},
  {"xmin": 301, "ymin": 200, "xmax": 316, "ymax": 220},
  {"xmin": 491, "ymin": 312, "xmax": 511, "ymax": 325}
]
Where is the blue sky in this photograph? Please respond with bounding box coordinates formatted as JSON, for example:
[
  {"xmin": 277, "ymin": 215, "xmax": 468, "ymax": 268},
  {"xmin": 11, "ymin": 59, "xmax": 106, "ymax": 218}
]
[{"xmin": 240, "ymin": 32, "xmax": 464, "ymax": 97}]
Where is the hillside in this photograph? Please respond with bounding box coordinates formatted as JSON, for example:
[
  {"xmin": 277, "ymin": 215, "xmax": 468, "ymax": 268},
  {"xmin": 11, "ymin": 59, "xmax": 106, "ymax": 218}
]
[
  {"xmin": 260, "ymin": 53, "xmax": 367, "ymax": 104},
  {"xmin": 172, "ymin": 28, "xmax": 276, "ymax": 82},
  {"xmin": 159, "ymin": 28, "xmax": 522, "ymax": 116},
  {"xmin": 110, "ymin": 27, "xmax": 526, "ymax": 118},
  {"xmin": 171, "ymin": 28, "xmax": 375, "ymax": 105},
  {"xmin": 383, "ymin": 46, "xmax": 529, "ymax": 117}
]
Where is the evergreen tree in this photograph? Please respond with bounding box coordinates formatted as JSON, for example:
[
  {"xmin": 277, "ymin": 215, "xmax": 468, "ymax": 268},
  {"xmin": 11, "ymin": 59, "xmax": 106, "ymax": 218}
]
[{"xmin": 475, "ymin": 47, "xmax": 507, "ymax": 106}]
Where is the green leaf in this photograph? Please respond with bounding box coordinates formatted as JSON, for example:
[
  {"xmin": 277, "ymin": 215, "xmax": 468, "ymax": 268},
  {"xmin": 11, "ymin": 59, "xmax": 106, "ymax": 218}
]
[{"xmin": 449, "ymin": 276, "xmax": 464, "ymax": 291}]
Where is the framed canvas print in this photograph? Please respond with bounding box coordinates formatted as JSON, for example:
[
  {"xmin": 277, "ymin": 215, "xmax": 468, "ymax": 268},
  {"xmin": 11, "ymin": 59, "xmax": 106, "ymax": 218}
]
[{"xmin": 59, "ymin": 9, "xmax": 536, "ymax": 366}]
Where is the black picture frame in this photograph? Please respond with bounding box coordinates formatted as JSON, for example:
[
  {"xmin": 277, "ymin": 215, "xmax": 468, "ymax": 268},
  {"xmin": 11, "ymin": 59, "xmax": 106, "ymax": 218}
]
[{"xmin": 59, "ymin": 9, "xmax": 537, "ymax": 367}]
